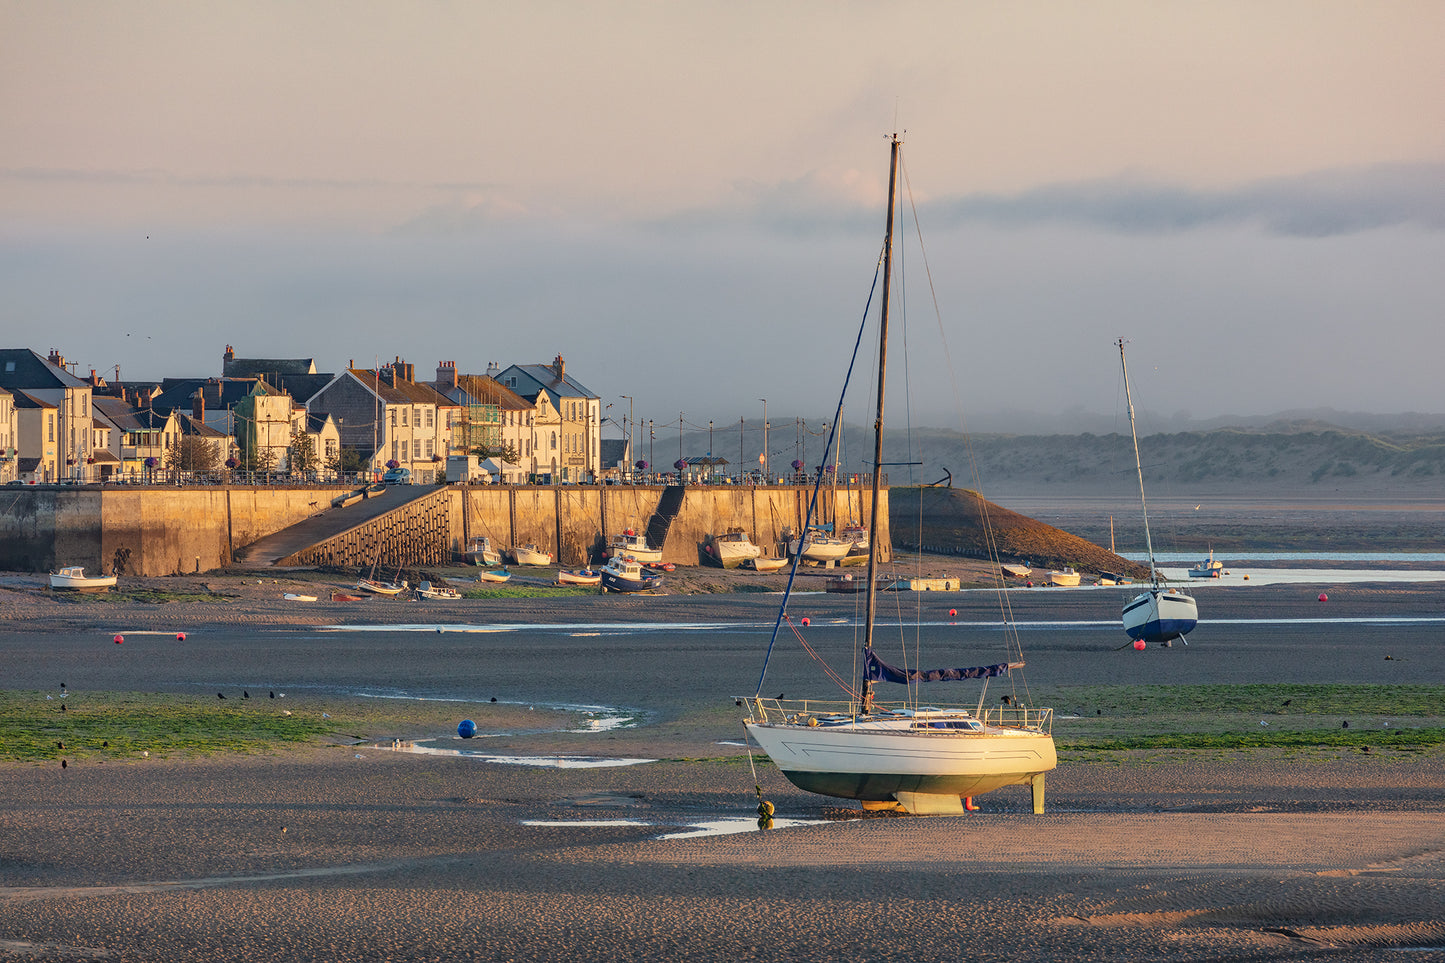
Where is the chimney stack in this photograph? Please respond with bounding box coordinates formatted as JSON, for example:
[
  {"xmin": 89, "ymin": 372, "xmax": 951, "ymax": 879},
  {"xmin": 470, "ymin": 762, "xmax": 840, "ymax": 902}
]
[
  {"xmin": 553, "ymin": 354, "xmax": 565, "ymax": 380},
  {"xmin": 436, "ymin": 360, "xmax": 456, "ymax": 388},
  {"xmin": 192, "ymin": 388, "xmax": 205, "ymax": 423}
]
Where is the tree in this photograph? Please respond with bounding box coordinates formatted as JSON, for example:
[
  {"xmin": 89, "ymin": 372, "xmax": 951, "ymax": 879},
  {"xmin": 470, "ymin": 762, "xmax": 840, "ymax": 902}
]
[
  {"xmin": 166, "ymin": 436, "xmax": 220, "ymax": 472},
  {"xmin": 288, "ymin": 430, "xmax": 319, "ymax": 474},
  {"xmin": 239, "ymin": 441, "xmax": 277, "ymax": 473},
  {"xmin": 471, "ymin": 443, "xmax": 521, "ymax": 465},
  {"xmin": 331, "ymin": 447, "xmax": 368, "ymax": 474}
]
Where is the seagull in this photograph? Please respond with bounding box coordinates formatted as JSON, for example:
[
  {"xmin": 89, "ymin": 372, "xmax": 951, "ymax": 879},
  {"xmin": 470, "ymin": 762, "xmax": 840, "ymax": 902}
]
[
  {"xmin": 269, "ymin": 691, "xmax": 275, "ymax": 699},
  {"xmin": 243, "ymin": 691, "xmax": 249, "ymax": 699}
]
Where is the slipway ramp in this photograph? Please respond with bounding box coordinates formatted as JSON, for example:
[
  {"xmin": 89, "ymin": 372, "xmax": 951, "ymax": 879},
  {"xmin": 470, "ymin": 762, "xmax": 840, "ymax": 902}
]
[{"xmin": 232, "ymin": 485, "xmax": 438, "ymax": 568}]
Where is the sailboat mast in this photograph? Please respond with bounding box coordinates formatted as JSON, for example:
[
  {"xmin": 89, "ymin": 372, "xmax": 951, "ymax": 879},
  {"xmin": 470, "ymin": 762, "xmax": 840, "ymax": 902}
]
[
  {"xmin": 861, "ymin": 133, "xmax": 902, "ymax": 711},
  {"xmin": 1117, "ymin": 338, "xmax": 1159, "ymax": 587}
]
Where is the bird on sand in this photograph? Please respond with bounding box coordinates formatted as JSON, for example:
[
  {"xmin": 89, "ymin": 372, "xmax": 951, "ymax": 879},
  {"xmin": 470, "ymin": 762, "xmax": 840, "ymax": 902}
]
[{"xmin": 217, "ymin": 693, "xmax": 225, "ymax": 699}]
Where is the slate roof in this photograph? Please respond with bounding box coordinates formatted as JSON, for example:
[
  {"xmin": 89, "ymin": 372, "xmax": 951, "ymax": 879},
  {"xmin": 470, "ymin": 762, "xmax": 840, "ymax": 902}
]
[
  {"xmin": 346, "ymin": 369, "xmax": 454, "ymax": 407},
  {"xmin": 223, "ymin": 357, "xmax": 317, "ymax": 379},
  {"xmin": 444, "ymin": 375, "xmax": 534, "ymax": 411},
  {"xmin": 0, "ymin": 349, "xmax": 87, "ymax": 390},
  {"xmin": 11, "ymin": 390, "xmax": 56, "ymax": 410},
  {"xmin": 499, "ymin": 362, "xmax": 598, "ymax": 406},
  {"xmin": 151, "ymin": 378, "xmax": 276, "ymax": 415}
]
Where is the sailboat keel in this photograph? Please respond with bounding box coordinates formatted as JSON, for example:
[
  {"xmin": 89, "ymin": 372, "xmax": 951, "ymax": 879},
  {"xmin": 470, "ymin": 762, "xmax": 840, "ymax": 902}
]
[{"xmin": 778, "ymin": 767, "xmax": 1048, "ymax": 803}]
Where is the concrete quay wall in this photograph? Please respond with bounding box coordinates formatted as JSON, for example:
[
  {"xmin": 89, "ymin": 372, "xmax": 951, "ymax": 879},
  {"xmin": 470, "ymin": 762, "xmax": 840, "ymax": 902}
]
[
  {"xmin": 0, "ymin": 484, "xmax": 889, "ymax": 576},
  {"xmin": 0, "ymin": 487, "xmax": 353, "ymax": 576}
]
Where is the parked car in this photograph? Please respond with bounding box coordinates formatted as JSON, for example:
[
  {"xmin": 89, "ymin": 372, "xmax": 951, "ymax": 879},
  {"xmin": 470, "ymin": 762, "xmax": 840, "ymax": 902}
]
[{"xmin": 382, "ymin": 467, "xmax": 413, "ymax": 485}]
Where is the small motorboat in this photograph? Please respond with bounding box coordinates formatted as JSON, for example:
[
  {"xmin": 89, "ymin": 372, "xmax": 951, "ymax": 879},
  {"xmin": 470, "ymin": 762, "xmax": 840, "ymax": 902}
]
[
  {"xmin": 355, "ymin": 578, "xmax": 407, "ymax": 592},
  {"xmin": 1188, "ymin": 549, "xmax": 1225, "ymax": 578},
  {"xmin": 282, "ymin": 593, "xmax": 318, "ymax": 602},
  {"xmin": 474, "ymin": 569, "xmax": 512, "ymax": 583},
  {"xmin": 787, "ymin": 527, "xmax": 852, "ymax": 563},
  {"xmin": 48, "ymin": 566, "xmax": 117, "ymax": 592},
  {"xmin": 509, "ymin": 544, "xmax": 553, "ymax": 566},
  {"xmin": 1001, "ymin": 564, "xmax": 1032, "ymax": 579},
  {"xmin": 1047, "ymin": 568, "xmax": 1082, "ymax": 587},
  {"xmin": 459, "ymin": 536, "xmax": 503, "ymax": 567},
  {"xmin": 416, "ymin": 581, "xmax": 463, "ymax": 600},
  {"xmin": 609, "ymin": 530, "xmax": 662, "ymax": 564},
  {"xmin": 744, "ymin": 556, "xmax": 787, "ymax": 573},
  {"xmin": 825, "ymin": 574, "xmax": 866, "ymax": 594},
  {"xmin": 330, "ymin": 590, "xmax": 369, "ymax": 602},
  {"xmin": 710, "ymin": 529, "xmax": 761, "ymax": 568},
  {"xmin": 556, "ymin": 568, "xmax": 602, "ymax": 586},
  {"xmin": 600, "ymin": 556, "xmax": 664, "ymax": 593}
]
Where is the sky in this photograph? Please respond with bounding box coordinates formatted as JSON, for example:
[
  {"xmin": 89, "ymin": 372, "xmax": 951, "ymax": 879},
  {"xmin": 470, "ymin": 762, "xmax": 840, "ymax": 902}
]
[{"xmin": 3, "ymin": 1, "xmax": 1443, "ymax": 436}]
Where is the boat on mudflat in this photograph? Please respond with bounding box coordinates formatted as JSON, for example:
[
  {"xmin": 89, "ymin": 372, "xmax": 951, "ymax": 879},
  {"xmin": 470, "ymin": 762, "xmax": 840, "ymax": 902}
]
[
  {"xmin": 744, "ymin": 556, "xmax": 787, "ymax": 573},
  {"xmin": 357, "ymin": 576, "xmax": 408, "ymax": 596},
  {"xmin": 509, "ymin": 544, "xmax": 553, "ymax": 566},
  {"xmin": 609, "ymin": 530, "xmax": 661, "ymax": 564},
  {"xmin": 711, "ymin": 529, "xmax": 761, "ymax": 568},
  {"xmin": 415, "ymin": 581, "xmax": 463, "ymax": 600},
  {"xmin": 599, "ymin": 556, "xmax": 663, "ymax": 593},
  {"xmin": 474, "ymin": 569, "xmax": 512, "ymax": 584},
  {"xmin": 49, "ymin": 566, "xmax": 117, "ymax": 592},
  {"xmin": 1047, "ymin": 568, "xmax": 1081, "ymax": 587},
  {"xmin": 741, "ymin": 134, "xmax": 1055, "ymax": 817},
  {"xmin": 557, "ymin": 568, "xmax": 602, "ymax": 586},
  {"xmin": 1115, "ymin": 338, "xmax": 1198, "ymax": 645},
  {"xmin": 459, "ymin": 536, "xmax": 502, "ymax": 567},
  {"xmin": 1188, "ymin": 549, "xmax": 1225, "ymax": 578}
]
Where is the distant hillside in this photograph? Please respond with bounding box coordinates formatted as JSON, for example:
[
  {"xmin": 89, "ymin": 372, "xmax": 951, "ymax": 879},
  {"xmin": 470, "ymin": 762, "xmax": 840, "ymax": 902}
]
[
  {"xmin": 890, "ymin": 487, "xmax": 1148, "ymax": 577},
  {"xmin": 874, "ymin": 425, "xmax": 1445, "ymax": 496},
  {"xmin": 672, "ymin": 417, "xmax": 1445, "ymax": 496}
]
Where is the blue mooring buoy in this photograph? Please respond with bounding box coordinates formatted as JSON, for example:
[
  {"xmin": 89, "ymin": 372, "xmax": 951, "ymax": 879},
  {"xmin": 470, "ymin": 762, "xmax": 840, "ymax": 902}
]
[{"xmin": 457, "ymin": 719, "xmax": 476, "ymax": 739}]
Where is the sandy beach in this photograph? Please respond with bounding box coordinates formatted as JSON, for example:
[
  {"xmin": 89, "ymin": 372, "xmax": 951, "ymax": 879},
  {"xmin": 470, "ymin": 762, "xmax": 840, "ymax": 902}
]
[{"xmin": 2, "ymin": 558, "xmax": 1443, "ymax": 961}]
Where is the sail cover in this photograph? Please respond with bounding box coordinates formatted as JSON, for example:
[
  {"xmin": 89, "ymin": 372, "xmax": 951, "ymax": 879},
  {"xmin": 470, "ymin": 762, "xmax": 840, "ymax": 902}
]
[{"xmin": 865, "ymin": 649, "xmax": 1012, "ymax": 684}]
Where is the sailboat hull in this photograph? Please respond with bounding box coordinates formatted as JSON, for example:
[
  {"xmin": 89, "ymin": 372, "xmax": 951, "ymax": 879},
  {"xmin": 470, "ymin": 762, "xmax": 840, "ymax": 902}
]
[
  {"xmin": 744, "ymin": 721, "xmax": 1056, "ymax": 802},
  {"xmin": 1123, "ymin": 588, "xmax": 1198, "ymax": 642}
]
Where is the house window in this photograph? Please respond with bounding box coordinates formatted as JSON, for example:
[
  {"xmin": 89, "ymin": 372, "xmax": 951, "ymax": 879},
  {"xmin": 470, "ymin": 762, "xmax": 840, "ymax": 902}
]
[
  {"xmin": 326, "ymin": 439, "xmax": 337, "ymax": 459},
  {"xmin": 550, "ymin": 432, "xmax": 556, "ymax": 450},
  {"xmin": 401, "ymin": 408, "xmax": 408, "ymax": 427},
  {"xmin": 48, "ymin": 416, "xmax": 55, "ymax": 442},
  {"xmin": 412, "ymin": 439, "xmax": 421, "ymax": 459},
  {"xmin": 391, "ymin": 440, "xmax": 399, "ymax": 460},
  {"xmin": 424, "ymin": 439, "xmax": 433, "ymax": 458},
  {"xmin": 425, "ymin": 408, "xmax": 433, "ymax": 428}
]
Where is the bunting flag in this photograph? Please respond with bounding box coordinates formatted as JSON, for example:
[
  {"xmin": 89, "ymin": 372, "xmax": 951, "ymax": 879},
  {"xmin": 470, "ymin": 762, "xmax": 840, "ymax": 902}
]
[{"xmin": 864, "ymin": 649, "xmax": 1013, "ymax": 684}]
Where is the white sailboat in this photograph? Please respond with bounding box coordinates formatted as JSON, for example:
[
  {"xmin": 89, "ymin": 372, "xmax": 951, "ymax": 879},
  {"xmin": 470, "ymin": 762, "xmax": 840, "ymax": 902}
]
[
  {"xmin": 741, "ymin": 135, "xmax": 1056, "ymax": 817},
  {"xmin": 1117, "ymin": 338, "xmax": 1198, "ymax": 644}
]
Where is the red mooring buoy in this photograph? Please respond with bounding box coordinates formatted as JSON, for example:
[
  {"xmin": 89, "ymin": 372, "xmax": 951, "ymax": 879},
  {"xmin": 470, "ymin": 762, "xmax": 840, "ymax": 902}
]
[
  {"xmin": 176, "ymin": 632, "xmax": 186, "ymax": 641},
  {"xmin": 949, "ymin": 609, "xmax": 957, "ymax": 618},
  {"xmin": 1318, "ymin": 593, "xmax": 1328, "ymax": 602},
  {"xmin": 1133, "ymin": 639, "xmax": 1146, "ymax": 651},
  {"xmin": 113, "ymin": 634, "xmax": 124, "ymax": 644}
]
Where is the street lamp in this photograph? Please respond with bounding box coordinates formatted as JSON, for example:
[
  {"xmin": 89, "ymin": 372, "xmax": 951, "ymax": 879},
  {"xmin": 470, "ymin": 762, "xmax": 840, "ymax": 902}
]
[{"xmin": 759, "ymin": 399, "xmax": 767, "ymax": 483}]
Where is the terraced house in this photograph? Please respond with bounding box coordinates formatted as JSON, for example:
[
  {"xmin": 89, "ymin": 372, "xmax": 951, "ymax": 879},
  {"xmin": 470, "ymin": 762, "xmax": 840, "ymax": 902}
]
[
  {"xmin": 0, "ymin": 348, "xmax": 92, "ymax": 482},
  {"xmin": 308, "ymin": 359, "xmax": 456, "ymax": 483}
]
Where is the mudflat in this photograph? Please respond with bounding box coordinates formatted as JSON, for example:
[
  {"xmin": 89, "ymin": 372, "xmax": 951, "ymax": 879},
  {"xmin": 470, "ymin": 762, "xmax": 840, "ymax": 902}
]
[{"xmin": 1, "ymin": 560, "xmax": 1442, "ymax": 961}]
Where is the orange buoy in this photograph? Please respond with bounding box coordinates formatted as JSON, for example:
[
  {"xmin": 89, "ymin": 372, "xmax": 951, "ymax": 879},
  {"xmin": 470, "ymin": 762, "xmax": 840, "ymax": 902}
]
[
  {"xmin": 800, "ymin": 617, "xmax": 810, "ymax": 627},
  {"xmin": 948, "ymin": 609, "xmax": 957, "ymax": 618},
  {"xmin": 176, "ymin": 632, "xmax": 186, "ymax": 641}
]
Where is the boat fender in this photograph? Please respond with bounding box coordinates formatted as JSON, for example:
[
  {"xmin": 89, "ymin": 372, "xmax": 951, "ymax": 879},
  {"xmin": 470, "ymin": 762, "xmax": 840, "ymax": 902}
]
[
  {"xmin": 757, "ymin": 799, "xmax": 774, "ymax": 818},
  {"xmin": 806, "ymin": 716, "xmax": 819, "ymax": 727}
]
